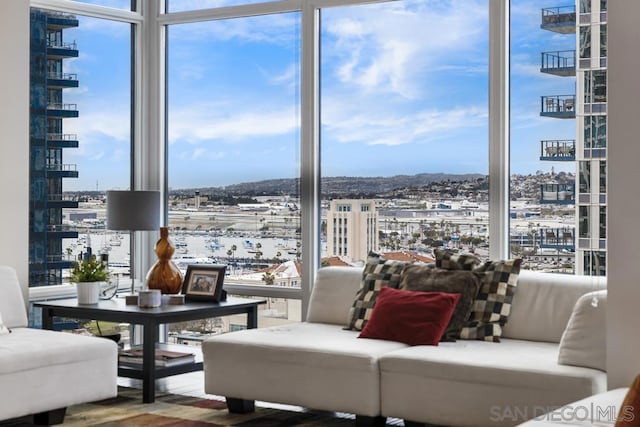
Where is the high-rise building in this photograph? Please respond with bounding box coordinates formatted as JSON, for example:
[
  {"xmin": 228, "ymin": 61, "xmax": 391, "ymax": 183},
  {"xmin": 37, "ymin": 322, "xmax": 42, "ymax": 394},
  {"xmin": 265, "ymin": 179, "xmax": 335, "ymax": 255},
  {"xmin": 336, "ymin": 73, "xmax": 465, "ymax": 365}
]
[
  {"xmin": 29, "ymin": 9, "xmax": 79, "ymax": 286},
  {"xmin": 539, "ymin": 0, "xmax": 607, "ymax": 276},
  {"xmin": 326, "ymin": 199, "xmax": 378, "ymax": 263}
]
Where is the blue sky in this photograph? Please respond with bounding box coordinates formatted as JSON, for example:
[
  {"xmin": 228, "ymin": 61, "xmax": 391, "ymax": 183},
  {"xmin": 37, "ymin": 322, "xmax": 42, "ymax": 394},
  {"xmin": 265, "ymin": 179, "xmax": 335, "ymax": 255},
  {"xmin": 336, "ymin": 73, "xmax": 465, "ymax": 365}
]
[{"xmin": 60, "ymin": 0, "xmax": 577, "ymax": 191}]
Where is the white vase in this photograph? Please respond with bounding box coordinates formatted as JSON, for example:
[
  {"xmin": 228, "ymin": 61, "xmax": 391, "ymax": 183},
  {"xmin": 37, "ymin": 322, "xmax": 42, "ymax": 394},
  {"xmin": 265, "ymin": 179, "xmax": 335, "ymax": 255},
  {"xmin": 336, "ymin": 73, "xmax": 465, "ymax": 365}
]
[{"xmin": 76, "ymin": 282, "xmax": 102, "ymax": 304}]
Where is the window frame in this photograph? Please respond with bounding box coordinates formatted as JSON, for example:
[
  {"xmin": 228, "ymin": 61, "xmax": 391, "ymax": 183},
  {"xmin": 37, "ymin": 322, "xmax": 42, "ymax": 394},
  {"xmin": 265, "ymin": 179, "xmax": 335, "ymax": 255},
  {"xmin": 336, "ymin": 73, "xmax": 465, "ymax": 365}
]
[{"xmin": 30, "ymin": 0, "xmax": 511, "ymax": 320}]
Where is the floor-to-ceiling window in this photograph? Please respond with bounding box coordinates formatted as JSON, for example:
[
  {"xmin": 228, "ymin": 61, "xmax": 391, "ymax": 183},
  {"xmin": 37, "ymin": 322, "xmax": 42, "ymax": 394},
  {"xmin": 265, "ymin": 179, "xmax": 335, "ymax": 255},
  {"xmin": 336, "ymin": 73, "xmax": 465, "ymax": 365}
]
[
  {"xmin": 510, "ymin": 0, "xmax": 578, "ymax": 274},
  {"xmin": 166, "ymin": 11, "xmax": 303, "ymax": 327},
  {"xmin": 28, "ymin": 2, "xmax": 134, "ymax": 288},
  {"xmin": 320, "ymin": 0, "xmax": 489, "ymax": 265}
]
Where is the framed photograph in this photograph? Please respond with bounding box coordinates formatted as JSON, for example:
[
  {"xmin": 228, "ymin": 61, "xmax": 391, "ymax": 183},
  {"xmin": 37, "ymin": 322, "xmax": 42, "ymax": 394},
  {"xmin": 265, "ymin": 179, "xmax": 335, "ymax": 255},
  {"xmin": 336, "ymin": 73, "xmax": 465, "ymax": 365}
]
[{"xmin": 182, "ymin": 264, "xmax": 227, "ymax": 302}]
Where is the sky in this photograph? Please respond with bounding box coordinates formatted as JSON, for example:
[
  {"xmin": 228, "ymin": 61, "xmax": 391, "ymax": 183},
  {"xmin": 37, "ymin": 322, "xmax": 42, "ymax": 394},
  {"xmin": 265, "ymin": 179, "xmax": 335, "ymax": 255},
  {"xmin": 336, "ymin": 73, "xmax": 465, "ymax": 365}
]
[{"xmin": 58, "ymin": 0, "xmax": 578, "ymax": 191}]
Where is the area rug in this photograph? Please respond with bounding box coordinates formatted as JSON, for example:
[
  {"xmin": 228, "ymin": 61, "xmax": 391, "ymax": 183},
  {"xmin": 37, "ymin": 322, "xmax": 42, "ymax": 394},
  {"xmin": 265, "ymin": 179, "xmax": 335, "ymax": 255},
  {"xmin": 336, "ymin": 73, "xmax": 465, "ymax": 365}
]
[{"xmin": 3, "ymin": 387, "xmax": 401, "ymax": 426}]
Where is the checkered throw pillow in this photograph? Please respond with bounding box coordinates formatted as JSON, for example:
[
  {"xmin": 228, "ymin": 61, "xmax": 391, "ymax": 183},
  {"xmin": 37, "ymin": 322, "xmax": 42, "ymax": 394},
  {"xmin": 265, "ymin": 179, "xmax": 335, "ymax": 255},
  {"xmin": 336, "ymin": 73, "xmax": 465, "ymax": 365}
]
[
  {"xmin": 346, "ymin": 252, "xmax": 408, "ymax": 331},
  {"xmin": 459, "ymin": 258, "xmax": 523, "ymax": 342},
  {"xmin": 434, "ymin": 249, "xmax": 481, "ymax": 271}
]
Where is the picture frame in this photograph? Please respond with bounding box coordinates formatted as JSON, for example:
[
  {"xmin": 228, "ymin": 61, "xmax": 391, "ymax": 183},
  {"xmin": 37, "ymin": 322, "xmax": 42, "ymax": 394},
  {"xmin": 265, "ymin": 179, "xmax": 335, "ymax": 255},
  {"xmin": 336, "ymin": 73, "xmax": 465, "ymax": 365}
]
[{"xmin": 182, "ymin": 264, "xmax": 227, "ymax": 302}]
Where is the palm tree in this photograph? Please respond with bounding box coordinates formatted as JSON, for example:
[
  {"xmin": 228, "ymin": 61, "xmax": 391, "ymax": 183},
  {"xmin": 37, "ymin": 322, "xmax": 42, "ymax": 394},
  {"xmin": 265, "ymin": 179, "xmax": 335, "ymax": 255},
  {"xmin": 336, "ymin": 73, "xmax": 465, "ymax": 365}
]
[
  {"xmin": 262, "ymin": 271, "xmax": 275, "ymax": 285},
  {"xmin": 231, "ymin": 244, "xmax": 237, "ymax": 259}
]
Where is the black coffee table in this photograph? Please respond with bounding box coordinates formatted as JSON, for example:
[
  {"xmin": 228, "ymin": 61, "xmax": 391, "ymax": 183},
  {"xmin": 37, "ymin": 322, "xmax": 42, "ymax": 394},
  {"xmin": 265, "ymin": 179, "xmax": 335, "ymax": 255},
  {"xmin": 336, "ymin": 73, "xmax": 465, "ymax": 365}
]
[{"xmin": 35, "ymin": 296, "xmax": 265, "ymax": 403}]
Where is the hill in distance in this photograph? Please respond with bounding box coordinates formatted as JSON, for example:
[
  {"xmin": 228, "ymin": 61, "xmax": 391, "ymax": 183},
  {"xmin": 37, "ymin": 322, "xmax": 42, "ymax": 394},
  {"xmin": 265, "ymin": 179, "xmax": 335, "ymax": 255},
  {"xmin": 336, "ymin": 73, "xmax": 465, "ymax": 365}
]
[{"xmin": 172, "ymin": 173, "xmax": 486, "ymax": 198}]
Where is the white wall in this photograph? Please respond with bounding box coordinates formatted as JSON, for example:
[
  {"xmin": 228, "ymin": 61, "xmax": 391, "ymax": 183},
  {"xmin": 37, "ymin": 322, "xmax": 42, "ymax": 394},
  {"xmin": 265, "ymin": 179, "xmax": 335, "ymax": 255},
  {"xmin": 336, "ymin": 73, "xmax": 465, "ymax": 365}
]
[
  {"xmin": 0, "ymin": 1, "xmax": 29, "ymax": 297},
  {"xmin": 607, "ymin": 2, "xmax": 640, "ymax": 389}
]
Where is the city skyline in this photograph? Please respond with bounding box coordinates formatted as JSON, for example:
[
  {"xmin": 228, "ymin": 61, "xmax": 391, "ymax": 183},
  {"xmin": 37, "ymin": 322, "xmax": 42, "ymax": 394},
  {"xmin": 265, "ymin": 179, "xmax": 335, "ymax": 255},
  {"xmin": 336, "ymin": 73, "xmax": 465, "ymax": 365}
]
[{"xmin": 56, "ymin": 0, "xmax": 575, "ymax": 191}]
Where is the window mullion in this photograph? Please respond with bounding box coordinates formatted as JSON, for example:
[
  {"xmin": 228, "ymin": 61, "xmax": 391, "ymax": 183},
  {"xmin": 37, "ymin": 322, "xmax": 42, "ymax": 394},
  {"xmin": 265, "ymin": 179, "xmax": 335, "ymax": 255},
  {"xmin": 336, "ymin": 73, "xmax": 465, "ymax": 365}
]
[
  {"xmin": 299, "ymin": 1, "xmax": 320, "ymax": 321},
  {"xmin": 489, "ymin": 0, "xmax": 510, "ymax": 260}
]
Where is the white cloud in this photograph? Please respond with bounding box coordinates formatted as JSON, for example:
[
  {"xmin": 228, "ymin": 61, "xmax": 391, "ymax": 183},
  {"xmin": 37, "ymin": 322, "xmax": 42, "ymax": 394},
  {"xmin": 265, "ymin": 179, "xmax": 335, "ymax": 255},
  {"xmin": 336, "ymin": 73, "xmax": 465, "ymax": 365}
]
[
  {"xmin": 323, "ymin": 0, "xmax": 488, "ymax": 99},
  {"xmin": 169, "ymin": 12, "xmax": 298, "ymax": 46},
  {"xmin": 169, "ymin": 103, "xmax": 298, "ymax": 144},
  {"xmin": 63, "ymin": 107, "xmax": 130, "ymax": 161},
  {"xmin": 323, "ymin": 102, "xmax": 487, "ymax": 147}
]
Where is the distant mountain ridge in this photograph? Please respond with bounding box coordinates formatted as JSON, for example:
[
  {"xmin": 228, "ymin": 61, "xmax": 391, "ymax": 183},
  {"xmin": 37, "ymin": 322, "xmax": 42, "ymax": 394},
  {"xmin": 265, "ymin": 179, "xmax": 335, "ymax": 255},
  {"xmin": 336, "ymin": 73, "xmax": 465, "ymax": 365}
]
[{"xmin": 172, "ymin": 173, "xmax": 486, "ymax": 197}]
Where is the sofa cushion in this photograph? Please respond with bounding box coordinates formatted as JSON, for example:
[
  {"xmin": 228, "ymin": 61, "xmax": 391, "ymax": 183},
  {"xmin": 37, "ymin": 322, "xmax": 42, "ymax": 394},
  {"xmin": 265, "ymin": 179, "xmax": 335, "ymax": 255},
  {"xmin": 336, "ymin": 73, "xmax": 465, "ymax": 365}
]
[
  {"xmin": 358, "ymin": 288, "xmax": 459, "ymax": 346},
  {"xmin": 0, "ymin": 327, "xmax": 117, "ymax": 375},
  {"xmin": 558, "ymin": 290, "xmax": 607, "ymax": 371},
  {"xmin": 502, "ymin": 270, "xmax": 606, "ymax": 343},
  {"xmin": 346, "ymin": 252, "xmax": 408, "ymax": 331},
  {"xmin": 459, "ymin": 258, "xmax": 522, "ymax": 342},
  {"xmin": 399, "ymin": 265, "xmax": 481, "ymax": 341},
  {"xmin": 434, "ymin": 249, "xmax": 481, "ymax": 270},
  {"xmin": 0, "ymin": 312, "xmax": 10, "ymax": 336},
  {"xmin": 380, "ymin": 339, "xmax": 607, "ymax": 426},
  {"xmin": 203, "ymin": 322, "xmax": 407, "ymax": 416},
  {"xmin": 307, "ymin": 266, "xmax": 363, "ymax": 325}
]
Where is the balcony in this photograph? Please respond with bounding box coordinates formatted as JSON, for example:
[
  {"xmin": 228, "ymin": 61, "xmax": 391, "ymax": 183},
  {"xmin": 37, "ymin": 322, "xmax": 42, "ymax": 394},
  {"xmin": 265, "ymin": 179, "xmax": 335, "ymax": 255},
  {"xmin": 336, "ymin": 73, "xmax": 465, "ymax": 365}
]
[
  {"xmin": 31, "ymin": 224, "xmax": 78, "ymax": 239},
  {"xmin": 46, "ymin": 12, "xmax": 79, "ymax": 30},
  {"xmin": 540, "ymin": 95, "xmax": 575, "ymax": 119},
  {"xmin": 46, "ymin": 253, "xmax": 75, "ymax": 269},
  {"xmin": 540, "ymin": 183, "xmax": 574, "ymax": 205},
  {"xmin": 47, "ymin": 133, "xmax": 79, "ymax": 148},
  {"xmin": 47, "ymin": 72, "xmax": 79, "ymax": 89},
  {"xmin": 49, "ymin": 194, "xmax": 79, "ymax": 208},
  {"xmin": 47, "ymin": 40, "xmax": 79, "ymax": 59},
  {"xmin": 46, "ymin": 163, "xmax": 79, "ymax": 178},
  {"xmin": 541, "ymin": 6, "xmax": 576, "ymax": 34},
  {"xmin": 47, "ymin": 103, "xmax": 79, "ymax": 118},
  {"xmin": 540, "ymin": 140, "xmax": 575, "ymax": 161},
  {"xmin": 537, "ymin": 227, "xmax": 575, "ymax": 251},
  {"xmin": 540, "ymin": 50, "xmax": 575, "ymax": 76}
]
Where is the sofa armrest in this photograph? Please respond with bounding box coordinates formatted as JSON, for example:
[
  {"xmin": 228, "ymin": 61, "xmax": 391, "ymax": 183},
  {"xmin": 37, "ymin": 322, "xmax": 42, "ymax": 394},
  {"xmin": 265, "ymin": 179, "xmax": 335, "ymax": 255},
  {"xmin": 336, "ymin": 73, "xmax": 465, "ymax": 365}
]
[{"xmin": 0, "ymin": 265, "xmax": 28, "ymax": 328}]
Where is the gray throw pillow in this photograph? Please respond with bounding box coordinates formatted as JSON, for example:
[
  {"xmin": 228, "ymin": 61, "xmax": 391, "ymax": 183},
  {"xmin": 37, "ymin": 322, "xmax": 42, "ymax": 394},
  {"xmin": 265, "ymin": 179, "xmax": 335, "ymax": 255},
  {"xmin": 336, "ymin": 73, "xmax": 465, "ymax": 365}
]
[{"xmin": 399, "ymin": 265, "xmax": 482, "ymax": 341}]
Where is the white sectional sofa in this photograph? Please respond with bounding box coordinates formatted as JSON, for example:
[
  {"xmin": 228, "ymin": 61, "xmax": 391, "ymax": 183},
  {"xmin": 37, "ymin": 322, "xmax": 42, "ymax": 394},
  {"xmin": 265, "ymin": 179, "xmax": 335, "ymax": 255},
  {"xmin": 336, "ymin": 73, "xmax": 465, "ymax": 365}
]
[
  {"xmin": 0, "ymin": 266, "xmax": 118, "ymax": 425},
  {"xmin": 202, "ymin": 266, "xmax": 607, "ymax": 427}
]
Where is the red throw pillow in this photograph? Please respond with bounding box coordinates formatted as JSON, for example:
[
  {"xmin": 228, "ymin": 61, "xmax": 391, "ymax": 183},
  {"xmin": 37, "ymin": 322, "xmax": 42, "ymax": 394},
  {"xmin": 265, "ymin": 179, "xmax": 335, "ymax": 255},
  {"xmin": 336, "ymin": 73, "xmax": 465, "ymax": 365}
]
[{"xmin": 358, "ymin": 287, "xmax": 460, "ymax": 346}]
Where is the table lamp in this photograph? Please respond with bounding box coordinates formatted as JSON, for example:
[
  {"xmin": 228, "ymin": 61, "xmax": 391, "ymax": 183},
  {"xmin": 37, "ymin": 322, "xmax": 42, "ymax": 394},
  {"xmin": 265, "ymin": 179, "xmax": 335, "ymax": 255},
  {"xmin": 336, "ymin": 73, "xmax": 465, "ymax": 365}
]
[{"xmin": 106, "ymin": 190, "xmax": 160, "ymax": 294}]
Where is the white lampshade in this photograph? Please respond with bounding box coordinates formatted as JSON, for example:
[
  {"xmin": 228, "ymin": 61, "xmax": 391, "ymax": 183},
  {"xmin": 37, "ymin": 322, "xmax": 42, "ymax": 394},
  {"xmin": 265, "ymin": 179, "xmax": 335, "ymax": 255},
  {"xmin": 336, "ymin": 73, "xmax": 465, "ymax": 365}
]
[{"xmin": 106, "ymin": 190, "xmax": 160, "ymax": 231}]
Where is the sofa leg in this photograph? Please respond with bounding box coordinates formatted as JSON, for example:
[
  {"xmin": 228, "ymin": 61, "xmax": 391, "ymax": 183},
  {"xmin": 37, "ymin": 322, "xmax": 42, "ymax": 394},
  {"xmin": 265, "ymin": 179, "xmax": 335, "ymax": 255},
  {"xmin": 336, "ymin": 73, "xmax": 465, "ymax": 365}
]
[
  {"xmin": 403, "ymin": 421, "xmax": 427, "ymax": 427},
  {"xmin": 355, "ymin": 415, "xmax": 386, "ymax": 427},
  {"xmin": 33, "ymin": 407, "xmax": 67, "ymax": 425},
  {"xmin": 225, "ymin": 397, "xmax": 255, "ymax": 413}
]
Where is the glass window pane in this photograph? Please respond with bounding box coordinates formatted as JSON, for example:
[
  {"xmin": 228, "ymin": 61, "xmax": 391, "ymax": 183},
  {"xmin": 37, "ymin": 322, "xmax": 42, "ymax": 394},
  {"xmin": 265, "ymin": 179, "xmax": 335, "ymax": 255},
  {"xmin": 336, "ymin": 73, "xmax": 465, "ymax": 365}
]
[
  {"xmin": 580, "ymin": 0, "xmax": 591, "ymax": 13},
  {"xmin": 600, "ymin": 161, "xmax": 607, "ymax": 192},
  {"xmin": 321, "ymin": 0, "xmax": 488, "ymax": 264},
  {"xmin": 511, "ymin": 0, "xmax": 576, "ymax": 273},
  {"xmin": 600, "ymin": 24, "xmax": 607, "ymax": 58},
  {"xmin": 593, "ymin": 70, "xmax": 607, "ymax": 102},
  {"xmin": 579, "ymin": 206, "xmax": 589, "ymax": 238},
  {"xmin": 595, "ymin": 116, "xmax": 606, "ymax": 147},
  {"xmin": 166, "ymin": 14, "xmax": 302, "ymax": 287},
  {"xmin": 579, "ymin": 26, "xmax": 591, "ymax": 59},
  {"xmin": 579, "ymin": 161, "xmax": 591, "ymax": 193},
  {"xmin": 30, "ymin": 8, "xmax": 132, "ymax": 286}
]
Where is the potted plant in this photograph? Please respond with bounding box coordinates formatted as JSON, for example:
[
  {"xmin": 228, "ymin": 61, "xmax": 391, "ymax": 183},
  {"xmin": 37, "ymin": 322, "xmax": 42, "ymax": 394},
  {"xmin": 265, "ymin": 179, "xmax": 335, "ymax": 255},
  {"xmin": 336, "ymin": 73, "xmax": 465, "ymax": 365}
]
[{"xmin": 71, "ymin": 255, "xmax": 110, "ymax": 304}]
